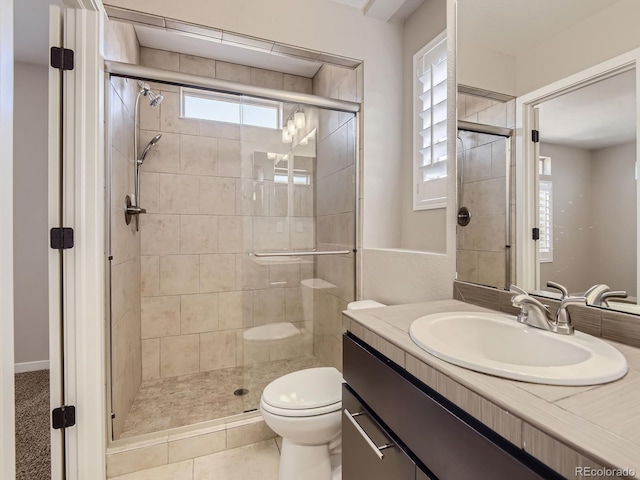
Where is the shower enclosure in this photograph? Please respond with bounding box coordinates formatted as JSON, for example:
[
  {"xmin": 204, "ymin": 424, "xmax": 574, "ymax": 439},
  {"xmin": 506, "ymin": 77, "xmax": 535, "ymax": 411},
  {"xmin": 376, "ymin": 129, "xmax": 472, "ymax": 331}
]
[{"xmin": 106, "ymin": 65, "xmax": 358, "ymax": 440}]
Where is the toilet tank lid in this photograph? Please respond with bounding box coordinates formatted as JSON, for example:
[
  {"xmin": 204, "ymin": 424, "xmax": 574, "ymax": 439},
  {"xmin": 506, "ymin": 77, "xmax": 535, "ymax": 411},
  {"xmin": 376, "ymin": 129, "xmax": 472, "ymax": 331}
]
[
  {"xmin": 262, "ymin": 367, "xmax": 343, "ymax": 410},
  {"xmin": 347, "ymin": 300, "xmax": 386, "ymax": 310}
]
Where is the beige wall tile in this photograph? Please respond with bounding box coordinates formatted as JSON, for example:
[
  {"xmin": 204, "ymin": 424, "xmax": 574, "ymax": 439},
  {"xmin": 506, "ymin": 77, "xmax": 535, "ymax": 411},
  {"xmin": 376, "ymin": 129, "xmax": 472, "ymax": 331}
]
[
  {"xmin": 199, "ymin": 121, "xmax": 240, "ymax": 140},
  {"xmin": 253, "ymin": 288, "xmax": 285, "ymax": 326},
  {"xmin": 139, "ymin": 99, "xmax": 160, "ymax": 132},
  {"xmin": 217, "ymin": 138, "xmax": 242, "ymax": 178},
  {"xmin": 140, "ymin": 214, "xmax": 180, "ymax": 255},
  {"xmin": 181, "ymin": 293, "xmax": 219, "ymax": 334},
  {"xmin": 269, "ymin": 264, "xmax": 300, "ymax": 287},
  {"xmin": 193, "ymin": 439, "xmax": 278, "ymax": 480},
  {"xmin": 141, "ymin": 255, "xmax": 159, "ymax": 297},
  {"xmin": 285, "ymin": 287, "xmax": 305, "ymax": 323},
  {"xmin": 253, "ymin": 217, "xmax": 289, "ymax": 252},
  {"xmin": 219, "ymin": 291, "xmax": 253, "ymax": 330},
  {"xmin": 106, "ymin": 443, "xmax": 168, "ymax": 478},
  {"xmin": 168, "ymin": 431, "xmax": 226, "ymax": 463},
  {"xmin": 111, "ymin": 258, "xmax": 140, "ymax": 322},
  {"xmin": 111, "ymin": 206, "xmax": 138, "ymax": 265},
  {"xmin": 179, "ymin": 53, "xmax": 216, "ymax": 78},
  {"xmin": 241, "ymin": 258, "xmax": 269, "ymax": 290},
  {"xmin": 199, "ymin": 177, "xmax": 236, "ymax": 215},
  {"xmin": 141, "ymin": 296, "xmax": 181, "ymax": 339},
  {"xmin": 250, "ymin": 67, "xmax": 283, "ymax": 89},
  {"xmin": 111, "ymin": 147, "xmax": 130, "ymax": 208},
  {"xmin": 140, "ymin": 47, "xmax": 179, "ymax": 71},
  {"xmin": 477, "ymin": 251, "xmax": 506, "ymax": 289},
  {"xmin": 215, "ymin": 61, "xmax": 251, "ymax": 84},
  {"xmin": 289, "ymin": 217, "xmax": 315, "ymax": 250},
  {"xmin": 225, "ymin": 422, "xmax": 276, "ymax": 449},
  {"xmin": 161, "ymin": 334, "xmax": 200, "ymax": 377},
  {"xmin": 158, "ymin": 174, "xmax": 200, "ymax": 214},
  {"xmin": 200, "ymin": 331, "xmax": 237, "ymax": 371},
  {"xmin": 139, "ymin": 130, "xmax": 180, "ymax": 174},
  {"xmin": 160, "ymin": 92, "xmax": 199, "ymax": 135},
  {"xmin": 284, "ymin": 74, "xmax": 312, "ymax": 94},
  {"xmin": 159, "ymin": 254, "xmax": 200, "ymax": 295},
  {"xmin": 181, "ymin": 215, "xmax": 218, "ymax": 254},
  {"xmin": 218, "ymin": 216, "xmax": 242, "ymax": 253},
  {"xmin": 200, "ymin": 254, "xmax": 237, "ymax": 292},
  {"xmin": 180, "ymin": 135, "xmax": 217, "ymax": 176},
  {"xmin": 141, "ymin": 338, "xmax": 160, "ymax": 381},
  {"xmin": 140, "ymin": 172, "xmax": 159, "ymax": 214}
]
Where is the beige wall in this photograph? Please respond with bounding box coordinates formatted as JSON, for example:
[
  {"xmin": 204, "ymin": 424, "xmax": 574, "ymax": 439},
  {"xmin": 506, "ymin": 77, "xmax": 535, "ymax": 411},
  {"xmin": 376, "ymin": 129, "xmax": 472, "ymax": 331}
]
[
  {"xmin": 591, "ymin": 141, "xmax": 636, "ymax": 295},
  {"xmin": 137, "ymin": 48, "xmax": 316, "ymax": 380},
  {"xmin": 105, "ymin": 20, "xmax": 141, "ymax": 439},
  {"xmin": 539, "ymin": 143, "xmax": 594, "ymax": 293},
  {"xmin": 13, "ymin": 62, "xmax": 49, "ymax": 368}
]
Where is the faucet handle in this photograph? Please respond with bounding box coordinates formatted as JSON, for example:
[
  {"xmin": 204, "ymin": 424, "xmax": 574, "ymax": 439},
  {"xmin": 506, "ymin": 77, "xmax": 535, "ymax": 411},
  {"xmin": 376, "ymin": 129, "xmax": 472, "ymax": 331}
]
[
  {"xmin": 509, "ymin": 284, "xmax": 528, "ymax": 295},
  {"xmin": 555, "ymin": 296, "xmax": 586, "ymax": 334},
  {"xmin": 546, "ymin": 281, "xmax": 569, "ymax": 299}
]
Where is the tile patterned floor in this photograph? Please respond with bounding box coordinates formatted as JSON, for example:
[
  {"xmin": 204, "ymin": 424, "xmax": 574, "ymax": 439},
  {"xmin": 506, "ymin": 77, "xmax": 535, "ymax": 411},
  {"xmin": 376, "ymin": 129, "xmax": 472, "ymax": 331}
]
[
  {"xmin": 110, "ymin": 439, "xmax": 281, "ymax": 480},
  {"xmin": 120, "ymin": 355, "xmax": 322, "ymax": 438}
]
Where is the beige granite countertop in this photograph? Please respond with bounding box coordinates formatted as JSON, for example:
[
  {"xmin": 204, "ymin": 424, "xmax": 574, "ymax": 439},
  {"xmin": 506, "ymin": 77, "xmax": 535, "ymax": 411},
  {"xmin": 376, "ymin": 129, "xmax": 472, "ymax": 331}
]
[{"xmin": 344, "ymin": 299, "xmax": 640, "ymax": 479}]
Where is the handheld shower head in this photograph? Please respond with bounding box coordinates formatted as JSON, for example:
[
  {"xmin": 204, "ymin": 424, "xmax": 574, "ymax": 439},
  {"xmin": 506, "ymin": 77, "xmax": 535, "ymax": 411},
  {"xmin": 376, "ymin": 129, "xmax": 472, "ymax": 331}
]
[{"xmin": 139, "ymin": 134, "xmax": 162, "ymax": 164}]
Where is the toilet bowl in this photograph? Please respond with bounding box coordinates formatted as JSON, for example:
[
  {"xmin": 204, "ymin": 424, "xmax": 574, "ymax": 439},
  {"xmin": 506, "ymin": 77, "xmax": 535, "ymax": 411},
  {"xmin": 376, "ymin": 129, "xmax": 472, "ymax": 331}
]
[{"xmin": 260, "ymin": 367, "xmax": 343, "ymax": 480}]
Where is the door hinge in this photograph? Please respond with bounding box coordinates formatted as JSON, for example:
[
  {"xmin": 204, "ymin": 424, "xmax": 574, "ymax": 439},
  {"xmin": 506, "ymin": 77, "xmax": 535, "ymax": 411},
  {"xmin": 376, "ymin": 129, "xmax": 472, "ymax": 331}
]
[
  {"xmin": 532, "ymin": 227, "xmax": 540, "ymax": 241},
  {"xmin": 531, "ymin": 129, "xmax": 540, "ymax": 143},
  {"xmin": 52, "ymin": 405, "xmax": 76, "ymax": 429},
  {"xmin": 50, "ymin": 227, "xmax": 74, "ymax": 250},
  {"xmin": 50, "ymin": 47, "xmax": 74, "ymax": 71}
]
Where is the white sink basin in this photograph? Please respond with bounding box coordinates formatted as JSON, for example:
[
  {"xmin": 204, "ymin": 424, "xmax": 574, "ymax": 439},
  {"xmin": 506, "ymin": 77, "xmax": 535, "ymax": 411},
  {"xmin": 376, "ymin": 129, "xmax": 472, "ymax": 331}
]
[{"xmin": 409, "ymin": 312, "xmax": 628, "ymax": 385}]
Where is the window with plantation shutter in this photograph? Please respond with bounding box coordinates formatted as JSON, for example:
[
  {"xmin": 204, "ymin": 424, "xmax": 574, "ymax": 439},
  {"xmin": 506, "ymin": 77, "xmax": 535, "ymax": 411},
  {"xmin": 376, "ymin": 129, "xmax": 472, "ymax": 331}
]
[{"xmin": 413, "ymin": 31, "xmax": 448, "ymax": 211}]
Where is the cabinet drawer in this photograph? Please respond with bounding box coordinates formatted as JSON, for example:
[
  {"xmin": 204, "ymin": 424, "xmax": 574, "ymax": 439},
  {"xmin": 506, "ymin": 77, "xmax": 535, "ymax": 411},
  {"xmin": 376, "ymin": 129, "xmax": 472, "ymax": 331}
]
[
  {"xmin": 343, "ymin": 333, "xmax": 563, "ymax": 480},
  {"xmin": 343, "ymin": 385, "xmax": 419, "ymax": 480}
]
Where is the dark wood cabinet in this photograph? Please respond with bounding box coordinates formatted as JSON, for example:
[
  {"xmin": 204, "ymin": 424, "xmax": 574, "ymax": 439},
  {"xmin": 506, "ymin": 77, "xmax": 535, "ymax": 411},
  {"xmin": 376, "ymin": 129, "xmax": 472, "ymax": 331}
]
[{"xmin": 342, "ymin": 332, "xmax": 565, "ymax": 480}]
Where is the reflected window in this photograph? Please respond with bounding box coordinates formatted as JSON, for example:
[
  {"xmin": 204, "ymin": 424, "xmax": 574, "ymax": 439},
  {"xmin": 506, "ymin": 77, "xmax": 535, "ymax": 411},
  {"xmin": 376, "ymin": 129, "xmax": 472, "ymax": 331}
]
[
  {"xmin": 181, "ymin": 88, "xmax": 281, "ymax": 129},
  {"xmin": 539, "ymin": 180, "xmax": 553, "ymax": 263}
]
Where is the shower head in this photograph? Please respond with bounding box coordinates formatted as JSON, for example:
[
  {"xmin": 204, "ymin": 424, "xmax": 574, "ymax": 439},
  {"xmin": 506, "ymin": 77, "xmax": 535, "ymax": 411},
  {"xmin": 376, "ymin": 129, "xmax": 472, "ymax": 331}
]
[
  {"xmin": 139, "ymin": 134, "xmax": 162, "ymax": 164},
  {"xmin": 137, "ymin": 80, "xmax": 163, "ymax": 108}
]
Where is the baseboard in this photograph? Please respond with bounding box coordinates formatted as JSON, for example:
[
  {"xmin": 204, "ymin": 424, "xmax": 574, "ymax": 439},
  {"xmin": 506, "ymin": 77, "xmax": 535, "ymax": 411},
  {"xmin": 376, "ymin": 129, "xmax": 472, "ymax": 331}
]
[{"xmin": 15, "ymin": 360, "xmax": 50, "ymax": 373}]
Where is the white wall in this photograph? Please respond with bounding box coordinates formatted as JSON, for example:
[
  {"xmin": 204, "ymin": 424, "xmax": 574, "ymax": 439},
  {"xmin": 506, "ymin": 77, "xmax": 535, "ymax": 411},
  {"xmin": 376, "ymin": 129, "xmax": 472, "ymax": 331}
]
[
  {"xmin": 458, "ymin": 42, "xmax": 516, "ymax": 96},
  {"xmin": 13, "ymin": 62, "xmax": 49, "ymax": 369},
  {"xmin": 0, "ymin": 0, "xmax": 15, "ymax": 475},
  {"xmin": 103, "ymin": 0, "xmax": 404, "ymax": 249}
]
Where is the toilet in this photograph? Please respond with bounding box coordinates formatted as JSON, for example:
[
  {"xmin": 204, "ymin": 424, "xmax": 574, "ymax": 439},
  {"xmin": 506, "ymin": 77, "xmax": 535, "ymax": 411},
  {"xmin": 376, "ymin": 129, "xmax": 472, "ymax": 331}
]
[{"xmin": 260, "ymin": 300, "xmax": 386, "ymax": 480}]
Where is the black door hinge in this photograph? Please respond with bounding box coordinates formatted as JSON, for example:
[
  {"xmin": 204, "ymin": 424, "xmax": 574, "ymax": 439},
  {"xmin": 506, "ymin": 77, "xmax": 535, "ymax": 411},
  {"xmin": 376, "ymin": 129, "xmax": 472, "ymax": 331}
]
[
  {"xmin": 50, "ymin": 227, "xmax": 74, "ymax": 250},
  {"xmin": 50, "ymin": 47, "xmax": 74, "ymax": 71},
  {"xmin": 532, "ymin": 227, "xmax": 540, "ymax": 240},
  {"xmin": 531, "ymin": 129, "xmax": 540, "ymax": 143},
  {"xmin": 52, "ymin": 405, "xmax": 76, "ymax": 429}
]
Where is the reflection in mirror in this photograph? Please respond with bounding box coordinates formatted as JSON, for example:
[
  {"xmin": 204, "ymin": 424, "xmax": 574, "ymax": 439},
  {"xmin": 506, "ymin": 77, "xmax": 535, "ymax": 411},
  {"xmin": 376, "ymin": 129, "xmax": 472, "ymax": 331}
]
[
  {"xmin": 457, "ymin": 0, "xmax": 640, "ymax": 319},
  {"xmin": 535, "ymin": 69, "xmax": 637, "ymax": 309}
]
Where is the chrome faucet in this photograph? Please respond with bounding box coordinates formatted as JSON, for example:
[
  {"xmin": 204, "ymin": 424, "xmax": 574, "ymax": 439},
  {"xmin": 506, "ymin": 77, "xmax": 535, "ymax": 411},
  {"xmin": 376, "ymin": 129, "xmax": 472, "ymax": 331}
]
[{"xmin": 511, "ymin": 291, "xmax": 586, "ymax": 335}]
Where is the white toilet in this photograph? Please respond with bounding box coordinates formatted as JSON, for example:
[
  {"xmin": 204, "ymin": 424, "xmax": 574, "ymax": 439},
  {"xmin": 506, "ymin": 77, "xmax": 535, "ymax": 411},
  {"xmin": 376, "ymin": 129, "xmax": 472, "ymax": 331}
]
[
  {"xmin": 260, "ymin": 367, "xmax": 343, "ymax": 480},
  {"xmin": 260, "ymin": 300, "xmax": 386, "ymax": 480}
]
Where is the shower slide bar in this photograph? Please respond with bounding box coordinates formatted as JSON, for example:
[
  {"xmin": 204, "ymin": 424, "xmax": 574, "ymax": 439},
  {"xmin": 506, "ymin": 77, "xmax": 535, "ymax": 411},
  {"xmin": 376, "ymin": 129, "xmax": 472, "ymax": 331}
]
[
  {"xmin": 254, "ymin": 250, "xmax": 351, "ymax": 257},
  {"xmin": 105, "ymin": 60, "xmax": 361, "ymax": 113}
]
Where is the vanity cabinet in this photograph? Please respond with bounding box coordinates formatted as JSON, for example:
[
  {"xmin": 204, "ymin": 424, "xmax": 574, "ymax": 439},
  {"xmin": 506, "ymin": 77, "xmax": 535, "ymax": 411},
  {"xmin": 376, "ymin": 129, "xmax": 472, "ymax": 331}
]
[{"xmin": 342, "ymin": 333, "xmax": 565, "ymax": 480}]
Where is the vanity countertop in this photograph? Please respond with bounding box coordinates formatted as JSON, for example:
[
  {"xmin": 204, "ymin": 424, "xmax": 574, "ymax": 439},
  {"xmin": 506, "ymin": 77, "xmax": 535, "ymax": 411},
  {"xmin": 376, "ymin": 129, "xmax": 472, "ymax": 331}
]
[{"xmin": 343, "ymin": 299, "xmax": 640, "ymax": 479}]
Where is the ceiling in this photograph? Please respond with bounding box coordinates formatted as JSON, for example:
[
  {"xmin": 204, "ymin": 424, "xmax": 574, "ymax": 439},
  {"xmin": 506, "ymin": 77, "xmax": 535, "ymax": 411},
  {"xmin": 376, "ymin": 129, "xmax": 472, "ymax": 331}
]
[
  {"xmin": 330, "ymin": 0, "xmax": 425, "ymax": 22},
  {"xmin": 458, "ymin": 0, "xmax": 619, "ymax": 57},
  {"xmin": 15, "ymin": 0, "xmax": 64, "ymax": 65},
  {"xmin": 538, "ymin": 69, "xmax": 636, "ymax": 150}
]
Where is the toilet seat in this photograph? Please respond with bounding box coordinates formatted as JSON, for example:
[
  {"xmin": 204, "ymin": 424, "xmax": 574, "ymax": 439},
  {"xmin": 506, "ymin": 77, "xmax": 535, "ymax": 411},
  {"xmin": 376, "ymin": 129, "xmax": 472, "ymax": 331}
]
[{"xmin": 261, "ymin": 367, "xmax": 343, "ymax": 417}]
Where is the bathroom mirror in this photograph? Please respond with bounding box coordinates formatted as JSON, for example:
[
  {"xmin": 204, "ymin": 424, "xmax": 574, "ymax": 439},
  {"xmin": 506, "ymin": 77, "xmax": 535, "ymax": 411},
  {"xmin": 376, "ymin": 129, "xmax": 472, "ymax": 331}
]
[{"xmin": 456, "ymin": 0, "xmax": 640, "ymax": 314}]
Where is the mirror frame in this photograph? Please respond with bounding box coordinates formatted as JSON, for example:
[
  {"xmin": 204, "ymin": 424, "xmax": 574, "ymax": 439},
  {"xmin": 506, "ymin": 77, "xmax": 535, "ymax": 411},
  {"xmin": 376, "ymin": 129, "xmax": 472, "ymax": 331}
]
[{"xmin": 515, "ymin": 48, "xmax": 640, "ymax": 299}]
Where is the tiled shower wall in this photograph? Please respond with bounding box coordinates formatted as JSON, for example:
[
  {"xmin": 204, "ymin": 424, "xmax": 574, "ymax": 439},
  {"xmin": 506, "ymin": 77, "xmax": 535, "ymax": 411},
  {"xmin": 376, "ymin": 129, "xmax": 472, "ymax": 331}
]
[
  {"xmin": 105, "ymin": 20, "xmax": 141, "ymax": 439},
  {"xmin": 312, "ymin": 64, "xmax": 361, "ymax": 370},
  {"xmin": 456, "ymin": 93, "xmax": 515, "ymax": 289},
  {"xmin": 137, "ymin": 48, "xmax": 318, "ymax": 380}
]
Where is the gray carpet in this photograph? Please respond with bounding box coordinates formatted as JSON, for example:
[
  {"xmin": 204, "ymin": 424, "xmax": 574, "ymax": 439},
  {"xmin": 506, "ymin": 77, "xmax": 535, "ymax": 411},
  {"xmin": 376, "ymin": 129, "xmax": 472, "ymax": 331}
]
[{"xmin": 15, "ymin": 370, "xmax": 51, "ymax": 480}]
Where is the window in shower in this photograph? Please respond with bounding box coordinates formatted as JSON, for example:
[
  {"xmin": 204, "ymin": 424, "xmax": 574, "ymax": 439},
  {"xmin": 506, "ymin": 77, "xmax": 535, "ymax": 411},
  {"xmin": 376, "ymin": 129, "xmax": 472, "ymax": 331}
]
[
  {"xmin": 181, "ymin": 88, "xmax": 282, "ymax": 128},
  {"xmin": 413, "ymin": 30, "xmax": 448, "ymax": 211}
]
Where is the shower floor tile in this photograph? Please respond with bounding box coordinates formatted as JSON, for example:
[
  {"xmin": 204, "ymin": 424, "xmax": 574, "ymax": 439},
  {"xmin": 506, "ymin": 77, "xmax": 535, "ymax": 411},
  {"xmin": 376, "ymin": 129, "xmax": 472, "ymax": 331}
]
[{"xmin": 119, "ymin": 355, "xmax": 323, "ymax": 439}]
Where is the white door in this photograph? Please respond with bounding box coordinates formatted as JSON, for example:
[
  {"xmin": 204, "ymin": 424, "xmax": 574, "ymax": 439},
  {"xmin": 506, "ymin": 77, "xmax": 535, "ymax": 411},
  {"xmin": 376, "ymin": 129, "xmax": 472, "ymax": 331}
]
[{"xmin": 0, "ymin": 0, "xmax": 15, "ymax": 478}]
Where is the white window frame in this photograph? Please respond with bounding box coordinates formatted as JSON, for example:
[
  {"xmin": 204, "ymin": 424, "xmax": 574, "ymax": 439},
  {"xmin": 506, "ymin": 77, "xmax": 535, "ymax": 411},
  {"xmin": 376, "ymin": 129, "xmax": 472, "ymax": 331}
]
[
  {"xmin": 538, "ymin": 179, "xmax": 553, "ymax": 263},
  {"xmin": 180, "ymin": 87, "xmax": 283, "ymax": 129},
  {"xmin": 413, "ymin": 30, "xmax": 448, "ymax": 211}
]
